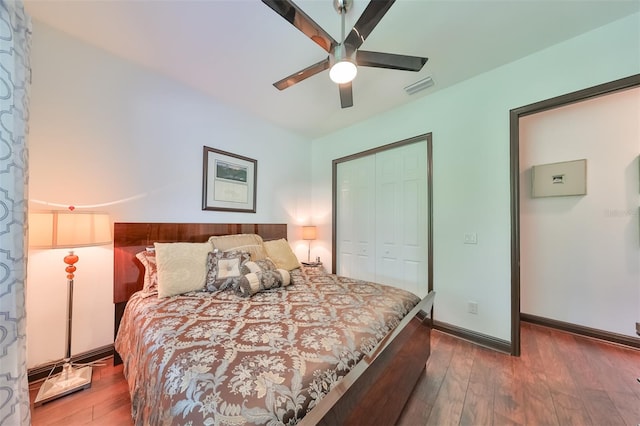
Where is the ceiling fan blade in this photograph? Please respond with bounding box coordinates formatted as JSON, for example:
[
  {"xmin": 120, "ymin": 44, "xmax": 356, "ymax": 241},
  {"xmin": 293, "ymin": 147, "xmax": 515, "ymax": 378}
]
[
  {"xmin": 262, "ymin": 0, "xmax": 338, "ymax": 53},
  {"xmin": 344, "ymin": 0, "xmax": 395, "ymax": 51},
  {"xmin": 273, "ymin": 58, "xmax": 330, "ymax": 90},
  {"xmin": 356, "ymin": 50, "xmax": 428, "ymax": 71},
  {"xmin": 339, "ymin": 82, "xmax": 353, "ymax": 108}
]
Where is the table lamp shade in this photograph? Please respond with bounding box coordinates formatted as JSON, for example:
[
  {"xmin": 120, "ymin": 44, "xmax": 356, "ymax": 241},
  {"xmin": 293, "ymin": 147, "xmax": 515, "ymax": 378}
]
[
  {"xmin": 29, "ymin": 211, "xmax": 112, "ymax": 249},
  {"xmin": 302, "ymin": 226, "xmax": 317, "ymax": 241}
]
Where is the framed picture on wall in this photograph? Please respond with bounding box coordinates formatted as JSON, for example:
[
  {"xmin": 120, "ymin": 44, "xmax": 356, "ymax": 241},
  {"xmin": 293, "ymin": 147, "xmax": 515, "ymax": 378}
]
[{"xmin": 202, "ymin": 146, "xmax": 257, "ymax": 212}]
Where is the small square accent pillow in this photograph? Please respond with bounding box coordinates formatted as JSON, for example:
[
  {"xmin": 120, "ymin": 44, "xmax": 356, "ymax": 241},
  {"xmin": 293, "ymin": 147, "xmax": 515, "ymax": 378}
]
[
  {"xmin": 154, "ymin": 242, "xmax": 212, "ymax": 298},
  {"xmin": 205, "ymin": 250, "xmax": 251, "ymax": 292},
  {"xmin": 263, "ymin": 238, "xmax": 301, "ymax": 271}
]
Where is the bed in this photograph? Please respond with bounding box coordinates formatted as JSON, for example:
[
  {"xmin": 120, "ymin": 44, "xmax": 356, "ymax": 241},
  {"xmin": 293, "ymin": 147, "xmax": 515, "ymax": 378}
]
[{"xmin": 113, "ymin": 222, "xmax": 434, "ymax": 425}]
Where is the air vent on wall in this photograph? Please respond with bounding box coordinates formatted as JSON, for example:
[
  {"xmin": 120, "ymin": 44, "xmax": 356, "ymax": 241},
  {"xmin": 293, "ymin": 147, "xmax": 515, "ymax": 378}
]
[{"xmin": 404, "ymin": 76, "xmax": 434, "ymax": 95}]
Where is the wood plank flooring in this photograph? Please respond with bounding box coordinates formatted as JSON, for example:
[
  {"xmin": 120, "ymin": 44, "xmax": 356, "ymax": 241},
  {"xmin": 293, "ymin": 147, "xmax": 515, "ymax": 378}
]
[
  {"xmin": 29, "ymin": 360, "xmax": 132, "ymax": 426},
  {"xmin": 397, "ymin": 323, "xmax": 640, "ymax": 426},
  {"xmin": 30, "ymin": 322, "xmax": 640, "ymax": 425}
]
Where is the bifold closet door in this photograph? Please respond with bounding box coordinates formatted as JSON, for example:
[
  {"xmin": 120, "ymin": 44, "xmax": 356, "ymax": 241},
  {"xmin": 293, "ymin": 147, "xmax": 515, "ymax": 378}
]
[
  {"xmin": 336, "ymin": 140, "xmax": 428, "ymax": 296},
  {"xmin": 375, "ymin": 141, "xmax": 428, "ymax": 297},
  {"xmin": 336, "ymin": 154, "xmax": 376, "ymax": 282}
]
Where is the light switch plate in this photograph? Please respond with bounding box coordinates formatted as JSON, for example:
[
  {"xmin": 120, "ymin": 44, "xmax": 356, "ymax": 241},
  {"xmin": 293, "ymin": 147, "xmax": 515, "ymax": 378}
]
[{"xmin": 464, "ymin": 233, "xmax": 478, "ymax": 244}]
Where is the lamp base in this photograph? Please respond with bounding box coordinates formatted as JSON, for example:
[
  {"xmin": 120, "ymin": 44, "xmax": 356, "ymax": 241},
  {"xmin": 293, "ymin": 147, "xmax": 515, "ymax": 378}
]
[{"xmin": 33, "ymin": 363, "xmax": 92, "ymax": 407}]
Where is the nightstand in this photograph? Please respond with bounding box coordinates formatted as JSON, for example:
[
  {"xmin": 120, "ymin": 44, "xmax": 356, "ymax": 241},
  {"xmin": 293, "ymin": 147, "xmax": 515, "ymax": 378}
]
[{"xmin": 301, "ymin": 262, "xmax": 325, "ymax": 275}]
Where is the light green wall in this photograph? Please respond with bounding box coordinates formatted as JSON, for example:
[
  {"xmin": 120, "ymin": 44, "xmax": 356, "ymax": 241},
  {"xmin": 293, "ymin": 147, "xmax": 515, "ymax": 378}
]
[{"xmin": 310, "ymin": 13, "xmax": 640, "ymax": 341}]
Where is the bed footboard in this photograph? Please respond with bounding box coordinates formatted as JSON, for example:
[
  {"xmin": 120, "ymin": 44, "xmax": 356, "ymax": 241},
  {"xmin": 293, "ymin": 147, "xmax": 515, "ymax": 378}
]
[{"xmin": 300, "ymin": 290, "xmax": 435, "ymax": 425}]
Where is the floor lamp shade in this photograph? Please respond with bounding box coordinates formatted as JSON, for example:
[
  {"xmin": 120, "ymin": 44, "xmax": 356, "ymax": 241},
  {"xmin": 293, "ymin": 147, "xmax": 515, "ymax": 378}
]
[
  {"xmin": 29, "ymin": 211, "xmax": 112, "ymax": 249},
  {"xmin": 30, "ymin": 210, "xmax": 112, "ymax": 406}
]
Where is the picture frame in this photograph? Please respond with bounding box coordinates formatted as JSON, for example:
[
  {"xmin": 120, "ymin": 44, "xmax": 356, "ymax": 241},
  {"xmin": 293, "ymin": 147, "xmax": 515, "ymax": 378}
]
[{"xmin": 202, "ymin": 146, "xmax": 257, "ymax": 212}]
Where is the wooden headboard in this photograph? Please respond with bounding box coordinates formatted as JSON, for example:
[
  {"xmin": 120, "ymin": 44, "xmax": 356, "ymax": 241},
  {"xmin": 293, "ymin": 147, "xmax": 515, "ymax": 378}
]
[{"xmin": 113, "ymin": 222, "xmax": 288, "ymax": 304}]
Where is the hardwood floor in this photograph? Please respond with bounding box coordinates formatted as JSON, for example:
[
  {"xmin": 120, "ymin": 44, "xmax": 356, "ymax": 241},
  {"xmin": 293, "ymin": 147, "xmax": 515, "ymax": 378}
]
[
  {"xmin": 29, "ymin": 360, "xmax": 132, "ymax": 426},
  {"xmin": 398, "ymin": 322, "xmax": 640, "ymax": 426},
  {"xmin": 30, "ymin": 322, "xmax": 640, "ymax": 425}
]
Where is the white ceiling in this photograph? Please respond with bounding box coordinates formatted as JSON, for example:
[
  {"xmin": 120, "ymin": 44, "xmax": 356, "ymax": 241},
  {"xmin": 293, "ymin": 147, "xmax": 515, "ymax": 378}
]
[{"xmin": 24, "ymin": 0, "xmax": 640, "ymax": 139}]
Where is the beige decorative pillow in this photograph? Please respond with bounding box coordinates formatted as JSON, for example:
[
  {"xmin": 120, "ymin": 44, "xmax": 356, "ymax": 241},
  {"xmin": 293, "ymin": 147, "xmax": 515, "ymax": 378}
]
[
  {"xmin": 208, "ymin": 234, "xmax": 268, "ymax": 261},
  {"xmin": 154, "ymin": 241, "xmax": 212, "ymax": 298},
  {"xmin": 224, "ymin": 244, "xmax": 267, "ymax": 261},
  {"xmin": 263, "ymin": 238, "xmax": 301, "ymax": 271}
]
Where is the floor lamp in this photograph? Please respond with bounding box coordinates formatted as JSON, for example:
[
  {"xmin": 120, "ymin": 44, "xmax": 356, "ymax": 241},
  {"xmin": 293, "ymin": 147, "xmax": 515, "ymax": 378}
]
[{"xmin": 30, "ymin": 209, "xmax": 112, "ymax": 406}]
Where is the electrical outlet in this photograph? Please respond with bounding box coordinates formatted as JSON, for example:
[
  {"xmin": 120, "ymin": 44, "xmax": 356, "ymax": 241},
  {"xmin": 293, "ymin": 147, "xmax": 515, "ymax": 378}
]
[
  {"xmin": 464, "ymin": 233, "xmax": 478, "ymax": 244},
  {"xmin": 468, "ymin": 301, "xmax": 478, "ymax": 314}
]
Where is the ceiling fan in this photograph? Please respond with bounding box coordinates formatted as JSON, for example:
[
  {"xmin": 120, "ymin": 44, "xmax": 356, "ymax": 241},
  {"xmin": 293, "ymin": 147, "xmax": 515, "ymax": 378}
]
[{"xmin": 262, "ymin": 0, "xmax": 428, "ymax": 108}]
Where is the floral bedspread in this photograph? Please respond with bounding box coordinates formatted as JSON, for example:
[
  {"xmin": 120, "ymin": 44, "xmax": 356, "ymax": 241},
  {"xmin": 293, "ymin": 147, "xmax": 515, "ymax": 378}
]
[{"xmin": 115, "ymin": 266, "xmax": 420, "ymax": 425}]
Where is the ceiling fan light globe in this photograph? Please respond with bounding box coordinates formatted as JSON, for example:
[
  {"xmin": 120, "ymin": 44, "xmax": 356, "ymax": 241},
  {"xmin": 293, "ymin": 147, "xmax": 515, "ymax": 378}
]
[{"xmin": 330, "ymin": 60, "xmax": 357, "ymax": 84}]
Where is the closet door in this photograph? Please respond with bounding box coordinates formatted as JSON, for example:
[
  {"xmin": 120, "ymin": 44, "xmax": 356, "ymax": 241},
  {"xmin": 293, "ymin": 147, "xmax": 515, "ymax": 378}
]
[
  {"xmin": 336, "ymin": 154, "xmax": 376, "ymax": 282},
  {"xmin": 335, "ymin": 140, "xmax": 428, "ymax": 297},
  {"xmin": 375, "ymin": 141, "xmax": 428, "ymax": 297}
]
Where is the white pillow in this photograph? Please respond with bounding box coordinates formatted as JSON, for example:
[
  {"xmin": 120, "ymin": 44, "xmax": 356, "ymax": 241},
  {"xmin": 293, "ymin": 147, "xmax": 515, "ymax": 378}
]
[{"xmin": 154, "ymin": 241, "xmax": 212, "ymax": 298}]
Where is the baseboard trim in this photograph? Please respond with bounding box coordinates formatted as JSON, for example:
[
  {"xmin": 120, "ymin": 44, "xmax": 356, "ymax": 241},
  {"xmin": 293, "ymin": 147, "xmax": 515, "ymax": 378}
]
[
  {"xmin": 28, "ymin": 344, "xmax": 114, "ymax": 383},
  {"xmin": 433, "ymin": 320, "xmax": 512, "ymax": 354},
  {"xmin": 521, "ymin": 313, "xmax": 640, "ymax": 349}
]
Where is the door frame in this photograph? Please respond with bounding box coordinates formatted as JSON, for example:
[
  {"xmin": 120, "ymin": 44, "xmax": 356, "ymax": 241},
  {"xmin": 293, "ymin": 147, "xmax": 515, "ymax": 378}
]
[
  {"xmin": 331, "ymin": 133, "xmax": 433, "ymax": 296},
  {"xmin": 509, "ymin": 74, "xmax": 640, "ymax": 356}
]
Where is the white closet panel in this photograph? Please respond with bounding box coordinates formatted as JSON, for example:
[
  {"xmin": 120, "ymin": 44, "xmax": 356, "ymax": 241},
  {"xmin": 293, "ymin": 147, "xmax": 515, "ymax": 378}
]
[
  {"xmin": 336, "ymin": 140, "xmax": 428, "ymax": 296},
  {"xmin": 336, "ymin": 154, "xmax": 376, "ymax": 282}
]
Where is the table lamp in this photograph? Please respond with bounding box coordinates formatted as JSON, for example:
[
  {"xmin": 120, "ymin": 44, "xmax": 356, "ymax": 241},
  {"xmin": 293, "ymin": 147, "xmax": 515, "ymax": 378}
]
[
  {"xmin": 302, "ymin": 225, "xmax": 317, "ymax": 264},
  {"xmin": 30, "ymin": 209, "xmax": 111, "ymax": 406}
]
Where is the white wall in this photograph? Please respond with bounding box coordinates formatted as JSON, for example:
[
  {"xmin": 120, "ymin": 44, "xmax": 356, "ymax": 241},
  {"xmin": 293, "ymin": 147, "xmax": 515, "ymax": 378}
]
[
  {"xmin": 26, "ymin": 22, "xmax": 312, "ymax": 368},
  {"xmin": 520, "ymin": 87, "xmax": 639, "ymax": 337},
  {"xmin": 310, "ymin": 14, "xmax": 640, "ymax": 342}
]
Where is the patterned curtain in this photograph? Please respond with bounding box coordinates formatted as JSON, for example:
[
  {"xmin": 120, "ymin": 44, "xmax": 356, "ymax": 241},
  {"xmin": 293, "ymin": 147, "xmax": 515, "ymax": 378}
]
[{"xmin": 0, "ymin": 0, "xmax": 32, "ymax": 424}]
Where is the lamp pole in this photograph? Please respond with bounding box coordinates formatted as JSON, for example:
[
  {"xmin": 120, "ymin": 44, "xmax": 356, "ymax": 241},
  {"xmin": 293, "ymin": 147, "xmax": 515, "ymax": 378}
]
[{"xmin": 63, "ymin": 251, "xmax": 78, "ymax": 368}]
